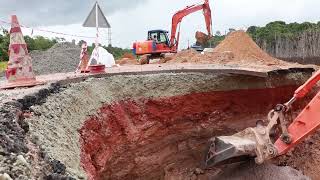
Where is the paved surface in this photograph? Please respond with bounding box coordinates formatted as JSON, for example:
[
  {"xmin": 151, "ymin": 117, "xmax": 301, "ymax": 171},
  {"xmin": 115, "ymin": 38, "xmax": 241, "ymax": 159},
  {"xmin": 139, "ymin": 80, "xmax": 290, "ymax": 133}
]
[{"xmin": 0, "ymin": 63, "xmax": 315, "ymax": 87}]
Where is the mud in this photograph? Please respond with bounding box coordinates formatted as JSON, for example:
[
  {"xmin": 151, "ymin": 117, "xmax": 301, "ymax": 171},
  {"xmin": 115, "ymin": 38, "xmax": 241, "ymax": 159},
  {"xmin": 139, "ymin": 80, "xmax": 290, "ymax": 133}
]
[{"xmin": 12, "ymin": 70, "xmax": 310, "ymax": 179}]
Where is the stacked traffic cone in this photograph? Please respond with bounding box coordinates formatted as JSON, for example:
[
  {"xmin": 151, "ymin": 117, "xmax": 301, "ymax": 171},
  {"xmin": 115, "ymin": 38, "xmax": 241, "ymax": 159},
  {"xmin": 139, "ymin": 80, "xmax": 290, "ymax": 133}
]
[{"xmin": 1, "ymin": 15, "xmax": 44, "ymax": 89}]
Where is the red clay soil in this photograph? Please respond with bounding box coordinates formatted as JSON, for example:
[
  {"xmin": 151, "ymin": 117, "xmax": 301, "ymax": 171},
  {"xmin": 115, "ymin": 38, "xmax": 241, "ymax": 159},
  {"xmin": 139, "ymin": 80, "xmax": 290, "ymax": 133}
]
[
  {"xmin": 168, "ymin": 31, "xmax": 290, "ymax": 66},
  {"xmin": 79, "ymin": 85, "xmax": 302, "ymax": 180}
]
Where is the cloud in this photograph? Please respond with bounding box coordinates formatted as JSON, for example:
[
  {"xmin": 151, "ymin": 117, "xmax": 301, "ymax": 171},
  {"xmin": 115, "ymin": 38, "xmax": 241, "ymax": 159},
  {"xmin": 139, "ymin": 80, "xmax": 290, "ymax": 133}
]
[{"xmin": 0, "ymin": 0, "xmax": 147, "ymax": 26}]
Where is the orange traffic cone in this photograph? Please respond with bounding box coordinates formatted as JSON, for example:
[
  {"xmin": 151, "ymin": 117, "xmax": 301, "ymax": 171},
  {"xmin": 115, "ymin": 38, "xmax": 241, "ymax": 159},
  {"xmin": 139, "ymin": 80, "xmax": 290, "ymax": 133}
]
[{"xmin": 1, "ymin": 15, "xmax": 44, "ymax": 89}]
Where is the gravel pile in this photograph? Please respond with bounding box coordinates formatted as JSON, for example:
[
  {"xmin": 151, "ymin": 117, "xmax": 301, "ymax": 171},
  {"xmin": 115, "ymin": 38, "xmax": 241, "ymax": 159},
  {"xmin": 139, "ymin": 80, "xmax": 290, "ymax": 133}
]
[{"xmin": 30, "ymin": 42, "xmax": 81, "ymax": 75}]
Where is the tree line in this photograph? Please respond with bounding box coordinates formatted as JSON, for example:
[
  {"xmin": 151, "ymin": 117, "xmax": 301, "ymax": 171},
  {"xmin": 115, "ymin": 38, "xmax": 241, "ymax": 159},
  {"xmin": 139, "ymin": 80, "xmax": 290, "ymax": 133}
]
[
  {"xmin": 205, "ymin": 21, "xmax": 320, "ymax": 48},
  {"xmin": 0, "ymin": 29, "xmax": 59, "ymax": 61}
]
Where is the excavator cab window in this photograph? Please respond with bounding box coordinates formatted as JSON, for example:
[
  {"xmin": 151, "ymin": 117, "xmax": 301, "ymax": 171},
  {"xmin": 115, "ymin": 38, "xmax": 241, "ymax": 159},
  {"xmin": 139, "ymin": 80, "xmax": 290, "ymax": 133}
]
[
  {"xmin": 159, "ymin": 32, "xmax": 169, "ymax": 46},
  {"xmin": 148, "ymin": 30, "xmax": 169, "ymax": 46},
  {"xmin": 148, "ymin": 32, "xmax": 158, "ymax": 42}
]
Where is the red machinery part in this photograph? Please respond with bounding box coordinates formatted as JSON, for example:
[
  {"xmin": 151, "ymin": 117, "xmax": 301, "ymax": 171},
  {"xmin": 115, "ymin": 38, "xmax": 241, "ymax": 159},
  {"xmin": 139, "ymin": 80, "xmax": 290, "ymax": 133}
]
[
  {"xmin": 275, "ymin": 69, "xmax": 320, "ymax": 155},
  {"xmin": 134, "ymin": 40, "xmax": 155, "ymax": 55},
  {"xmin": 170, "ymin": 0, "xmax": 212, "ymax": 51},
  {"xmin": 294, "ymin": 69, "xmax": 320, "ymax": 98},
  {"xmin": 88, "ymin": 64, "xmax": 106, "ymax": 74},
  {"xmin": 275, "ymin": 90, "xmax": 320, "ymax": 155}
]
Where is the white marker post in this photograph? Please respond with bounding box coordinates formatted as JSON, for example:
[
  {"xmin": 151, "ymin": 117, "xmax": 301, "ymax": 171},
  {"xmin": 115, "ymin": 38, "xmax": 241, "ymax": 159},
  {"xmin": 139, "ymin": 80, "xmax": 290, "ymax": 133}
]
[
  {"xmin": 83, "ymin": 1, "xmax": 111, "ymax": 68},
  {"xmin": 95, "ymin": 2, "xmax": 99, "ymax": 62}
]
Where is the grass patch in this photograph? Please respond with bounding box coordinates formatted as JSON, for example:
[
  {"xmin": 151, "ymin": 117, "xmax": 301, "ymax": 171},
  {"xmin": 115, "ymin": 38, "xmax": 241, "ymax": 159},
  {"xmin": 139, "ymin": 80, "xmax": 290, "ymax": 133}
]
[{"xmin": 0, "ymin": 61, "xmax": 7, "ymax": 72}]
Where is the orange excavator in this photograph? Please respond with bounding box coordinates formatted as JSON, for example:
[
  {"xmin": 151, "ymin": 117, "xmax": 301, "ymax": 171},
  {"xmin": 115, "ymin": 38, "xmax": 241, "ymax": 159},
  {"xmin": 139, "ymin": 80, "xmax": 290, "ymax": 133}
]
[
  {"xmin": 205, "ymin": 69, "xmax": 320, "ymax": 167},
  {"xmin": 132, "ymin": 0, "xmax": 212, "ymax": 63}
]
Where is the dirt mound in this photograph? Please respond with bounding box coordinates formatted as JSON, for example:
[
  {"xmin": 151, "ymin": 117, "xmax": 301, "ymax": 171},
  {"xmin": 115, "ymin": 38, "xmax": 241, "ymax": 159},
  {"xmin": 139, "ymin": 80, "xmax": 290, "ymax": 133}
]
[
  {"xmin": 168, "ymin": 31, "xmax": 289, "ymax": 66},
  {"xmin": 117, "ymin": 58, "xmax": 138, "ymax": 65},
  {"xmin": 122, "ymin": 52, "xmax": 135, "ymax": 59},
  {"xmin": 213, "ymin": 30, "xmax": 285, "ymax": 65},
  {"xmin": 169, "ymin": 49, "xmax": 200, "ymax": 63},
  {"xmin": 30, "ymin": 42, "xmax": 80, "ymax": 75}
]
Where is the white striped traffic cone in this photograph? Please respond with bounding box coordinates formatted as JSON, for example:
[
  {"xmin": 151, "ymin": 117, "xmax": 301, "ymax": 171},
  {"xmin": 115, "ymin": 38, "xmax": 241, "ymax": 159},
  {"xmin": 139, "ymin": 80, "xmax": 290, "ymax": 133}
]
[{"xmin": 1, "ymin": 15, "xmax": 44, "ymax": 89}]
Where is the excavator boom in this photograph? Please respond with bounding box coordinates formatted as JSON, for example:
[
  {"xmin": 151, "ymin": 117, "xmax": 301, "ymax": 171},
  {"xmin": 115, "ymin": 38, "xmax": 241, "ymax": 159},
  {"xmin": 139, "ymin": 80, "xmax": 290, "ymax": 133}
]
[
  {"xmin": 205, "ymin": 69, "xmax": 320, "ymax": 167},
  {"xmin": 170, "ymin": 0, "xmax": 212, "ymax": 52}
]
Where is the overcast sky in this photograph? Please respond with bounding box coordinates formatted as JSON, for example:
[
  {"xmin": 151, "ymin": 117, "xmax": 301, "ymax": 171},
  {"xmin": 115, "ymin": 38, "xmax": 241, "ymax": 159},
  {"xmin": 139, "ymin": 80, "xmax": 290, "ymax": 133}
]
[{"xmin": 1, "ymin": 0, "xmax": 320, "ymax": 49}]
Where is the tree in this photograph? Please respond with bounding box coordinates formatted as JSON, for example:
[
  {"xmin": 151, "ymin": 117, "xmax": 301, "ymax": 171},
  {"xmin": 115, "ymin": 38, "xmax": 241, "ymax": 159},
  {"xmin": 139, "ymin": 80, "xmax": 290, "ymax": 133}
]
[
  {"xmin": 247, "ymin": 26, "xmax": 258, "ymax": 35},
  {"xmin": 78, "ymin": 40, "xmax": 86, "ymax": 46},
  {"xmin": 0, "ymin": 29, "xmax": 10, "ymax": 61}
]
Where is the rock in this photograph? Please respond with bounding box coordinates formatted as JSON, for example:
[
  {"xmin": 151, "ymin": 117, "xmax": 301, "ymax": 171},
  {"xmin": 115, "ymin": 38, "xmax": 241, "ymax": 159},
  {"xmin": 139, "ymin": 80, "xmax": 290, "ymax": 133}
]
[
  {"xmin": 0, "ymin": 173, "xmax": 13, "ymax": 180},
  {"xmin": 30, "ymin": 42, "xmax": 81, "ymax": 75},
  {"xmin": 194, "ymin": 168, "xmax": 204, "ymax": 175},
  {"xmin": 16, "ymin": 155, "xmax": 29, "ymax": 167}
]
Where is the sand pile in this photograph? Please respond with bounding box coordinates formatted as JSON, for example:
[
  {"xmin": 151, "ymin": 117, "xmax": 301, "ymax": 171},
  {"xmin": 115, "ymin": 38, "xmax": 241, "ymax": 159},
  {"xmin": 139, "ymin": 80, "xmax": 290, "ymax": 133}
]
[
  {"xmin": 169, "ymin": 48, "xmax": 199, "ymax": 63},
  {"xmin": 116, "ymin": 53, "xmax": 138, "ymax": 65},
  {"xmin": 169, "ymin": 31, "xmax": 289, "ymax": 66}
]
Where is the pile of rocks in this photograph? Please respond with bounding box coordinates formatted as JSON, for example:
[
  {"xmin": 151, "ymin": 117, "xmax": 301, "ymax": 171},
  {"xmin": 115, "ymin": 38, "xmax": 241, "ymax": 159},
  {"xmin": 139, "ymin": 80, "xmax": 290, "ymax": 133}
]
[{"xmin": 30, "ymin": 42, "xmax": 81, "ymax": 75}]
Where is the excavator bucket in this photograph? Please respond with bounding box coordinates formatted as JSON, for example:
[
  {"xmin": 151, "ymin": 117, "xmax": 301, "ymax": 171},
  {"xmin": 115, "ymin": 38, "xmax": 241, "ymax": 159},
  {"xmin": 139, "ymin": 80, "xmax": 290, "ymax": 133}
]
[
  {"xmin": 205, "ymin": 135, "xmax": 257, "ymax": 167},
  {"xmin": 204, "ymin": 118, "xmax": 280, "ymax": 168}
]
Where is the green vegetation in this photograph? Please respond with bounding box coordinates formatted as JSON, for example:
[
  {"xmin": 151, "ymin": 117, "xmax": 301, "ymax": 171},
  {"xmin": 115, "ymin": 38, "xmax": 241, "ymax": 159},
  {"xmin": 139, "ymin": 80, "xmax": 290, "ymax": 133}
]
[
  {"xmin": 0, "ymin": 29, "xmax": 59, "ymax": 62},
  {"xmin": 85, "ymin": 43, "xmax": 133, "ymax": 60},
  {"xmin": 204, "ymin": 21, "xmax": 320, "ymax": 48},
  {"xmin": 247, "ymin": 21, "xmax": 320, "ymax": 43},
  {"xmin": 24, "ymin": 36, "xmax": 58, "ymax": 51},
  {"xmin": 104, "ymin": 45, "xmax": 133, "ymax": 60},
  {"xmin": 0, "ymin": 29, "xmax": 10, "ymax": 62},
  {"xmin": 205, "ymin": 30, "xmax": 226, "ymax": 48},
  {"xmin": 0, "ymin": 61, "xmax": 7, "ymax": 72}
]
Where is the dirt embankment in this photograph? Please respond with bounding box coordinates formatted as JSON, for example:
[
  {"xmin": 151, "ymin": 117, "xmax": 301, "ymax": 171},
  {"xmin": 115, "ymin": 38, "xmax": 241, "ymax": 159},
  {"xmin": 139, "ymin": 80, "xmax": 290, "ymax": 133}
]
[{"xmin": 2, "ymin": 69, "xmax": 308, "ymax": 180}]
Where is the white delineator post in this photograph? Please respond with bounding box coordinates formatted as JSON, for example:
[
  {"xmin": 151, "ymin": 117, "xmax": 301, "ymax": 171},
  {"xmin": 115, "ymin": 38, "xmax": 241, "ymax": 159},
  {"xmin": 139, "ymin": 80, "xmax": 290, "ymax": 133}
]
[{"xmin": 95, "ymin": 1, "xmax": 99, "ymax": 63}]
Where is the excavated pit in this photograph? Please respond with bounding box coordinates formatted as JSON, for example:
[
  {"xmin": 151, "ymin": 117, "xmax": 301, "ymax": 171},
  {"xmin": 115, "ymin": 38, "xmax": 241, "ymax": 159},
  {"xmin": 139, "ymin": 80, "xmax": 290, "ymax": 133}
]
[{"xmin": 11, "ymin": 69, "xmax": 312, "ymax": 180}]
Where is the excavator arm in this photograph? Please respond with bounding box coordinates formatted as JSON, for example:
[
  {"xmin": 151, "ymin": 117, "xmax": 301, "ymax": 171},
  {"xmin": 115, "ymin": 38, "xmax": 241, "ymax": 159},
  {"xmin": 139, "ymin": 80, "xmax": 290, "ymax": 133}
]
[
  {"xmin": 169, "ymin": 0, "xmax": 212, "ymax": 52},
  {"xmin": 205, "ymin": 69, "xmax": 320, "ymax": 167},
  {"xmin": 275, "ymin": 69, "xmax": 320, "ymax": 155}
]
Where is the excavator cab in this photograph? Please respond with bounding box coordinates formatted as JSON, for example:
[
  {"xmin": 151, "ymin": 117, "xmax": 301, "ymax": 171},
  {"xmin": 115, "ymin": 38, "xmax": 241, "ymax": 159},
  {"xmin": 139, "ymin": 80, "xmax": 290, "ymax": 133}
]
[
  {"xmin": 147, "ymin": 30, "xmax": 170, "ymax": 46},
  {"xmin": 133, "ymin": 30, "xmax": 171, "ymax": 56}
]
